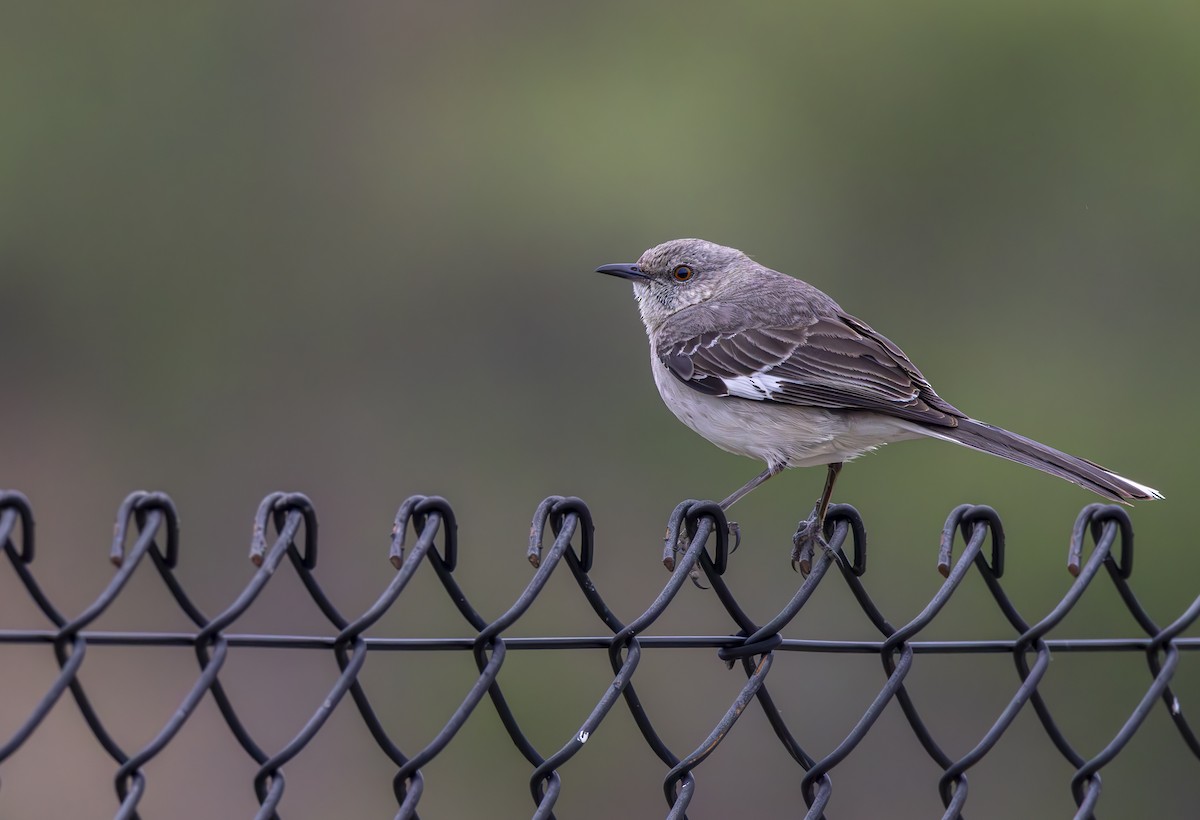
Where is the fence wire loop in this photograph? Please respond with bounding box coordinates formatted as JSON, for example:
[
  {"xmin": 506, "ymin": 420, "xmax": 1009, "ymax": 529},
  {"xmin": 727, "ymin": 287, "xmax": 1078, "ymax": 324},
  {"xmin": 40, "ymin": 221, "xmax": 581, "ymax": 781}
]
[
  {"xmin": 526, "ymin": 495, "xmax": 594, "ymax": 572},
  {"xmin": 0, "ymin": 490, "xmax": 35, "ymax": 564},
  {"xmin": 656, "ymin": 499, "xmax": 728, "ymax": 577},
  {"xmin": 249, "ymin": 492, "xmax": 317, "ymax": 569},
  {"xmin": 392, "ymin": 494, "xmax": 457, "ymax": 571},
  {"xmin": 0, "ymin": 489, "xmax": 1194, "ymax": 820},
  {"xmin": 723, "ymin": 631, "xmax": 784, "ymax": 660},
  {"xmin": 1068, "ymin": 503, "xmax": 1133, "ymax": 578},
  {"xmin": 109, "ymin": 491, "xmax": 180, "ymax": 569},
  {"xmin": 684, "ymin": 500, "xmax": 729, "ymax": 576},
  {"xmin": 938, "ymin": 503, "xmax": 1004, "ymax": 579},
  {"xmin": 824, "ymin": 503, "xmax": 867, "ymax": 577}
]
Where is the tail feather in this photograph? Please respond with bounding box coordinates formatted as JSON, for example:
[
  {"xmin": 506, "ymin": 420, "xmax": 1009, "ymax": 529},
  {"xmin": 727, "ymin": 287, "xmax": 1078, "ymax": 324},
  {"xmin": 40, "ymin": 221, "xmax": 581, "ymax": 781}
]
[{"xmin": 924, "ymin": 418, "xmax": 1162, "ymax": 503}]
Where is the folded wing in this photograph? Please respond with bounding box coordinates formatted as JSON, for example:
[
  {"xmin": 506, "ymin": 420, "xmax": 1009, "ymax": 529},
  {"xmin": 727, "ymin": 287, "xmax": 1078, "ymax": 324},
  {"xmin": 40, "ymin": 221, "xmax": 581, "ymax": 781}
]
[{"xmin": 658, "ymin": 313, "xmax": 965, "ymax": 428}]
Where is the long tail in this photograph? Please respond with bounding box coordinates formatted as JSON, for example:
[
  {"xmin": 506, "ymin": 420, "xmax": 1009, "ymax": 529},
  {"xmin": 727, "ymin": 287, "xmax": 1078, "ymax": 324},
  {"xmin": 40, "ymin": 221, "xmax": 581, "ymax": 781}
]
[{"xmin": 921, "ymin": 418, "xmax": 1162, "ymax": 503}]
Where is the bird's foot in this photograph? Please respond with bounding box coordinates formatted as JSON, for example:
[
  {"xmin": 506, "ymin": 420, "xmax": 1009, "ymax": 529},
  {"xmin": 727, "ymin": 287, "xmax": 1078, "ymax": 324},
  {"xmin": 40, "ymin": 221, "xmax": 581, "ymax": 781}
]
[
  {"xmin": 664, "ymin": 519, "xmax": 740, "ymax": 588},
  {"xmin": 663, "ymin": 526, "xmax": 707, "ymax": 587},
  {"xmin": 791, "ymin": 514, "xmax": 827, "ymax": 576}
]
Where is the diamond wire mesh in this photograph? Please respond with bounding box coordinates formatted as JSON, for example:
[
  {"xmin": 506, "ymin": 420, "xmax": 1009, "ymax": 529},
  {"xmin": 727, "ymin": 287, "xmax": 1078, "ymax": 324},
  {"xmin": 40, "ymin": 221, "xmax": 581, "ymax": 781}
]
[{"xmin": 0, "ymin": 489, "xmax": 1197, "ymax": 819}]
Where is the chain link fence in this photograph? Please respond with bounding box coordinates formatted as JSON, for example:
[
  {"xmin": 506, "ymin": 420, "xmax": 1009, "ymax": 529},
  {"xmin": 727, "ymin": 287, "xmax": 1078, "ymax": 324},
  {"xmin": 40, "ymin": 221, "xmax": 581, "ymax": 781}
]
[{"xmin": 0, "ymin": 489, "xmax": 1197, "ymax": 819}]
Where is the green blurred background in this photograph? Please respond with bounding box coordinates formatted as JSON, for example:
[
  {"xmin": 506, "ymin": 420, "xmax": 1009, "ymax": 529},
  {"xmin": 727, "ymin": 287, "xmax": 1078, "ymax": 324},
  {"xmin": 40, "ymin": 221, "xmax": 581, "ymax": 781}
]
[{"xmin": 1, "ymin": 2, "xmax": 1197, "ymax": 818}]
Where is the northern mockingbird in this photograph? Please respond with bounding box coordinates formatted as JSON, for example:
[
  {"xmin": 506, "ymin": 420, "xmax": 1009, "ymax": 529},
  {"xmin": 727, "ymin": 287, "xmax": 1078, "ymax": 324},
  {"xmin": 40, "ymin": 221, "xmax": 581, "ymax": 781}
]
[{"xmin": 596, "ymin": 238, "xmax": 1161, "ymax": 571}]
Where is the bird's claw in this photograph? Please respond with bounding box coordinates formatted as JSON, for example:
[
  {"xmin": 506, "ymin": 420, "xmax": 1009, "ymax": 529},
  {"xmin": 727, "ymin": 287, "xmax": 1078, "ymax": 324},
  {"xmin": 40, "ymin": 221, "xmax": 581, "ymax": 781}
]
[
  {"xmin": 664, "ymin": 518, "xmax": 739, "ymax": 582},
  {"xmin": 791, "ymin": 515, "xmax": 827, "ymax": 577}
]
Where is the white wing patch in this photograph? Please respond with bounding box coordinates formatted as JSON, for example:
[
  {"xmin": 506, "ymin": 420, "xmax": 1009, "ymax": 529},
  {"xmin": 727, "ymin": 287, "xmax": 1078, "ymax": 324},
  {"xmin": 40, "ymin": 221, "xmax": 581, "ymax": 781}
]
[{"xmin": 724, "ymin": 372, "xmax": 787, "ymax": 400}]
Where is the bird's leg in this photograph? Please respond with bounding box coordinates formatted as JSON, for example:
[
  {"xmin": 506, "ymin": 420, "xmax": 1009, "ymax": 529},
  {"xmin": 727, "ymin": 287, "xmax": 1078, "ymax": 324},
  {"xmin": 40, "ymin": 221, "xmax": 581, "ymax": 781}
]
[
  {"xmin": 717, "ymin": 463, "xmax": 784, "ymax": 554},
  {"xmin": 671, "ymin": 463, "xmax": 783, "ymax": 585},
  {"xmin": 719, "ymin": 464, "xmax": 781, "ymax": 510},
  {"xmin": 791, "ymin": 462, "xmax": 843, "ymax": 575}
]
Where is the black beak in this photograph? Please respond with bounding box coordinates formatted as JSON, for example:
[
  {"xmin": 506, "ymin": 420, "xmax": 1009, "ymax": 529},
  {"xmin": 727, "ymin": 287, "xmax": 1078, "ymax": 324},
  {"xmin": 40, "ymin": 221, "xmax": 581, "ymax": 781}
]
[{"xmin": 595, "ymin": 263, "xmax": 650, "ymax": 281}]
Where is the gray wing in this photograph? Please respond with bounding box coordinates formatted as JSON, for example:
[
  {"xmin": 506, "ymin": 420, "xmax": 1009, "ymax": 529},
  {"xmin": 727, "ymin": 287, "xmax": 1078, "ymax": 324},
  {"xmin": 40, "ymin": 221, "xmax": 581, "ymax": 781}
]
[{"xmin": 658, "ymin": 312, "xmax": 965, "ymax": 427}]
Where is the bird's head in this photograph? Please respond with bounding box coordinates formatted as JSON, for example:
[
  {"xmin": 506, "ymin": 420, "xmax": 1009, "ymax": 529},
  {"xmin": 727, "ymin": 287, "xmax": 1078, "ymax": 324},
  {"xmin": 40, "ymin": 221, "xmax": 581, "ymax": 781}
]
[{"xmin": 595, "ymin": 238, "xmax": 753, "ymax": 330}]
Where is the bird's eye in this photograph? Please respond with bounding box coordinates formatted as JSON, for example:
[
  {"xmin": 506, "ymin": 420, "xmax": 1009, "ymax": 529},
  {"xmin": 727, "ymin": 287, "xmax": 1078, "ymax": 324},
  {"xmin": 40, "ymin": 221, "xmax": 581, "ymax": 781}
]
[{"xmin": 672, "ymin": 265, "xmax": 694, "ymax": 281}]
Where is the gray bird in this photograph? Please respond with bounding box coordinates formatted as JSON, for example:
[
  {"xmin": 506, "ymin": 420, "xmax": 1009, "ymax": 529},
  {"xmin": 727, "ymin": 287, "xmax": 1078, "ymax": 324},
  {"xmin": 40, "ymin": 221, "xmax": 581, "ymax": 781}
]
[{"xmin": 596, "ymin": 238, "xmax": 1161, "ymax": 571}]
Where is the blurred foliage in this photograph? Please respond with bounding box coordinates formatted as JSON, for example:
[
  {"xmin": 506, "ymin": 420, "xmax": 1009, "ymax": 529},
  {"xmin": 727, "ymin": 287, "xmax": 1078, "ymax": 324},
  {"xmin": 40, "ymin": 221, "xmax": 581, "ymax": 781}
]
[{"xmin": 0, "ymin": 2, "xmax": 1197, "ymax": 818}]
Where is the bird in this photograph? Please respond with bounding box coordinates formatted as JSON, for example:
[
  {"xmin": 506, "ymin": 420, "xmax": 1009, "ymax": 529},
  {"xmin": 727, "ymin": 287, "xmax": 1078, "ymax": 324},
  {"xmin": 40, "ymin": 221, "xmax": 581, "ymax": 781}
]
[{"xmin": 595, "ymin": 238, "xmax": 1161, "ymax": 572}]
